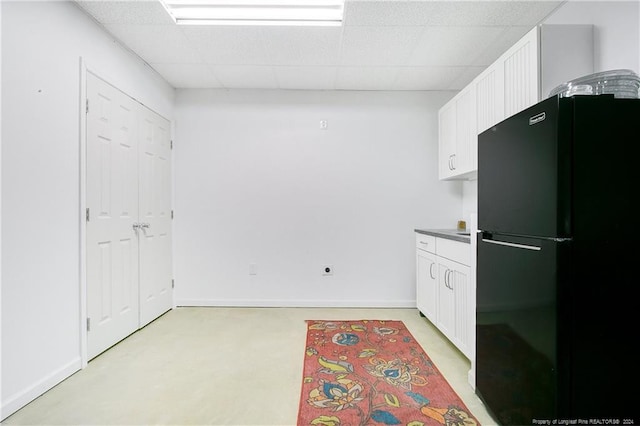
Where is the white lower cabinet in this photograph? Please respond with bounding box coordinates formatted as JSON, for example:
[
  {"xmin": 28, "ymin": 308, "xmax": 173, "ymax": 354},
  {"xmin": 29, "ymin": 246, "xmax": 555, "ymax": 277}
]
[{"xmin": 416, "ymin": 233, "xmax": 471, "ymax": 359}]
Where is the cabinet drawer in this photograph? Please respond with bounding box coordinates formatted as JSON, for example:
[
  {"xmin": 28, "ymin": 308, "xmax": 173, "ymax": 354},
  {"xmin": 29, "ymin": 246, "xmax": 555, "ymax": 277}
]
[
  {"xmin": 415, "ymin": 234, "xmax": 436, "ymax": 254},
  {"xmin": 436, "ymin": 238, "xmax": 470, "ymax": 266}
]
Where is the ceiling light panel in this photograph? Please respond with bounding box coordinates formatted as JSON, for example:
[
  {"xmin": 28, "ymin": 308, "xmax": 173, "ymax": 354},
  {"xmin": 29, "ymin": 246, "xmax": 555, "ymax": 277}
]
[{"xmin": 160, "ymin": 0, "xmax": 344, "ymax": 26}]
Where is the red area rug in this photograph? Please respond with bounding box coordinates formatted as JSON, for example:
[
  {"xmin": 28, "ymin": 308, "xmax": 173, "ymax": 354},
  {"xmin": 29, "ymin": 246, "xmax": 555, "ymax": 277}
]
[{"xmin": 297, "ymin": 320, "xmax": 480, "ymax": 426}]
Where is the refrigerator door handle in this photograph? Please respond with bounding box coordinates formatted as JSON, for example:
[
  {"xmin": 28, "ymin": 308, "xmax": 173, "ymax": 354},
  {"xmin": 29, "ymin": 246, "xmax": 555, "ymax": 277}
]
[{"xmin": 482, "ymin": 238, "xmax": 542, "ymax": 251}]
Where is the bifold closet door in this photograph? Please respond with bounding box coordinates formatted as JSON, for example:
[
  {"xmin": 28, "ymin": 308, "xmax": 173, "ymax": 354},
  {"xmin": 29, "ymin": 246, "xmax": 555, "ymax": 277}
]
[{"xmin": 86, "ymin": 73, "xmax": 173, "ymax": 360}]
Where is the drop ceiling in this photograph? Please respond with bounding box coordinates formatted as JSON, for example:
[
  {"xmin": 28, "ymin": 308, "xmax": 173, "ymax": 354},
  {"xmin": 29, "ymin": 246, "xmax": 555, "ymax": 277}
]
[{"xmin": 74, "ymin": 0, "xmax": 565, "ymax": 91}]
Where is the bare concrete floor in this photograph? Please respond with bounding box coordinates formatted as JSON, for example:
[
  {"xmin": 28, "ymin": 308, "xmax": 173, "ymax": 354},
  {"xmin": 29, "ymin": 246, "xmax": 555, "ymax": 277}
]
[{"xmin": 2, "ymin": 307, "xmax": 495, "ymax": 425}]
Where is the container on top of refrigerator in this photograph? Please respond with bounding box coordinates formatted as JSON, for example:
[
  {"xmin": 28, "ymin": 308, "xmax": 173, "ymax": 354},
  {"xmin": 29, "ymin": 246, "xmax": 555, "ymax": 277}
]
[{"xmin": 549, "ymin": 69, "xmax": 640, "ymax": 99}]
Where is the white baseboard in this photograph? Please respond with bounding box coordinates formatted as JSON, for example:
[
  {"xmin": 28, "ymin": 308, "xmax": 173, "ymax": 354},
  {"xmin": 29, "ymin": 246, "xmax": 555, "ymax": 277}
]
[
  {"xmin": 175, "ymin": 298, "xmax": 416, "ymax": 308},
  {"xmin": 1, "ymin": 357, "xmax": 81, "ymax": 421}
]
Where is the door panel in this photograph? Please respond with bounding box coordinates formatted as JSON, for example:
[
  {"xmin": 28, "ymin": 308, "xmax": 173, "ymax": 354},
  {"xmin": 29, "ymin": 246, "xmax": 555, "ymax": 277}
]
[
  {"xmin": 138, "ymin": 108, "xmax": 173, "ymax": 327},
  {"xmin": 416, "ymin": 250, "xmax": 437, "ymax": 322},
  {"xmin": 86, "ymin": 73, "xmax": 140, "ymax": 360},
  {"xmin": 436, "ymin": 261, "xmax": 455, "ymax": 340}
]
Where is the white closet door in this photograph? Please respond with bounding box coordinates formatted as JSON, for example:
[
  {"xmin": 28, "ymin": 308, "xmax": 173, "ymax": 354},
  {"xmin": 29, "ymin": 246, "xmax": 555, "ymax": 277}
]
[
  {"xmin": 86, "ymin": 73, "xmax": 173, "ymax": 359},
  {"xmin": 138, "ymin": 107, "xmax": 173, "ymax": 327},
  {"xmin": 86, "ymin": 73, "xmax": 140, "ymax": 360}
]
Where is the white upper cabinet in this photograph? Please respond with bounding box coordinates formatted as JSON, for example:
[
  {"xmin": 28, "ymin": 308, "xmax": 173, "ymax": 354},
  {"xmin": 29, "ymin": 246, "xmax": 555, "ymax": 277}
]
[
  {"xmin": 455, "ymin": 86, "xmax": 477, "ymax": 177},
  {"xmin": 438, "ymin": 24, "xmax": 594, "ymax": 181},
  {"xmin": 438, "ymin": 84, "xmax": 477, "ymax": 180},
  {"xmin": 502, "ymin": 27, "xmax": 540, "ymax": 118},
  {"xmin": 476, "ymin": 65, "xmax": 504, "ymax": 135},
  {"xmin": 438, "ymin": 100, "xmax": 457, "ymax": 180}
]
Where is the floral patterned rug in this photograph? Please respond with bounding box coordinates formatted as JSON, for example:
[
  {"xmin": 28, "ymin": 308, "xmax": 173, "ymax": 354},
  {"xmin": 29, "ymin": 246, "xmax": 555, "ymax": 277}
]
[{"xmin": 297, "ymin": 320, "xmax": 480, "ymax": 426}]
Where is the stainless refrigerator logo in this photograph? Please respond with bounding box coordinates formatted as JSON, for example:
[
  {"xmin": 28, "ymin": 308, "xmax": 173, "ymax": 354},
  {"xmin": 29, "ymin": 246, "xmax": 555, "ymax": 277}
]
[{"xmin": 529, "ymin": 112, "xmax": 546, "ymax": 125}]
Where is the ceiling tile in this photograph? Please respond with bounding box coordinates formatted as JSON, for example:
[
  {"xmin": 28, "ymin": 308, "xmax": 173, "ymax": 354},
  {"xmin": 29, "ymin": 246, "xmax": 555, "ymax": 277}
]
[
  {"xmin": 394, "ymin": 66, "xmax": 466, "ymax": 90},
  {"xmin": 336, "ymin": 67, "xmax": 399, "ymax": 90},
  {"xmin": 181, "ymin": 26, "xmax": 269, "ymax": 65},
  {"xmin": 105, "ymin": 24, "xmax": 202, "ymax": 64},
  {"xmin": 340, "ymin": 26, "xmax": 424, "ymax": 66},
  {"xmin": 274, "ymin": 67, "xmax": 337, "ymax": 90},
  {"xmin": 505, "ymin": 0, "xmax": 566, "ymax": 29},
  {"xmin": 471, "ymin": 26, "xmax": 533, "ymax": 66},
  {"xmin": 447, "ymin": 65, "xmax": 486, "ymax": 90},
  {"xmin": 407, "ymin": 26, "xmax": 506, "ymax": 67},
  {"xmin": 151, "ymin": 63, "xmax": 222, "ymax": 88},
  {"xmin": 344, "ymin": 0, "xmax": 448, "ymax": 26},
  {"xmin": 212, "ymin": 66, "xmax": 279, "ymax": 89},
  {"xmin": 75, "ymin": 1, "xmax": 174, "ymax": 25},
  {"xmin": 262, "ymin": 27, "xmax": 342, "ymax": 66},
  {"xmin": 344, "ymin": 1, "xmax": 562, "ymax": 27}
]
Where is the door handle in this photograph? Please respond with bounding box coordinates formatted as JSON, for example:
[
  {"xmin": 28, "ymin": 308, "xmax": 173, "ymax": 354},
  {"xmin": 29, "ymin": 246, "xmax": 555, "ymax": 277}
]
[
  {"xmin": 482, "ymin": 238, "xmax": 541, "ymax": 251},
  {"xmin": 429, "ymin": 263, "xmax": 436, "ymax": 279},
  {"xmin": 132, "ymin": 222, "xmax": 150, "ymax": 231}
]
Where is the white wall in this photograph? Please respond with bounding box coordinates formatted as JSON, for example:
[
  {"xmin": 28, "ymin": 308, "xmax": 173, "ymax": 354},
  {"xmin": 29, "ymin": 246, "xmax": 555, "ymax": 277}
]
[
  {"xmin": 1, "ymin": 1, "xmax": 174, "ymax": 419},
  {"xmin": 546, "ymin": 0, "xmax": 640, "ymax": 73},
  {"xmin": 174, "ymin": 89, "xmax": 461, "ymax": 307},
  {"xmin": 462, "ymin": 0, "xmax": 640, "ymax": 222}
]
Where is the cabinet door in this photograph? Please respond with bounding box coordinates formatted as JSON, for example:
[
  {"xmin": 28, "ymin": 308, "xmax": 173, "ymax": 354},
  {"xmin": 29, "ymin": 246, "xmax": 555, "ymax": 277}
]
[
  {"xmin": 436, "ymin": 257, "xmax": 471, "ymax": 357},
  {"xmin": 455, "ymin": 86, "xmax": 477, "ymax": 176},
  {"xmin": 436, "ymin": 260, "xmax": 456, "ymax": 342},
  {"xmin": 439, "ymin": 86, "xmax": 477, "ymax": 180},
  {"xmin": 416, "ymin": 249, "xmax": 438, "ymax": 323},
  {"xmin": 438, "ymin": 100, "xmax": 456, "ymax": 180},
  {"xmin": 502, "ymin": 26, "xmax": 539, "ymax": 119},
  {"xmin": 476, "ymin": 65, "xmax": 505, "ymax": 134},
  {"xmin": 451, "ymin": 264, "xmax": 470, "ymax": 356}
]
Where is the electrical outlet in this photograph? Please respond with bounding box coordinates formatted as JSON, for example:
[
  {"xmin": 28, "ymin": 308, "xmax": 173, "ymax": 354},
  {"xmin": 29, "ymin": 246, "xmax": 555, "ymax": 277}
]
[
  {"xmin": 320, "ymin": 120, "xmax": 328, "ymax": 130},
  {"xmin": 249, "ymin": 263, "xmax": 257, "ymax": 275},
  {"xmin": 322, "ymin": 265, "xmax": 333, "ymax": 276}
]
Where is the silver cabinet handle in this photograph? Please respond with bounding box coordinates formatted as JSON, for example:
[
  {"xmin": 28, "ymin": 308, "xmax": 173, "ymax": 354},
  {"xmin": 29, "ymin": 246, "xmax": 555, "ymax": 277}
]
[
  {"xmin": 133, "ymin": 223, "xmax": 141, "ymax": 231},
  {"xmin": 140, "ymin": 223, "xmax": 150, "ymax": 229},
  {"xmin": 444, "ymin": 269, "xmax": 453, "ymax": 290},
  {"xmin": 429, "ymin": 263, "xmax": 436, "ymax": 280}
]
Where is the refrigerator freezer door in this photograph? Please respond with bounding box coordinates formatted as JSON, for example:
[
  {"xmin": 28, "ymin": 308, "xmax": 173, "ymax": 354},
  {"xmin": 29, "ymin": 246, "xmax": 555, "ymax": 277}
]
[{"xmin": 478, "ymin": 96, "xmax": 572, "ymax": 238}]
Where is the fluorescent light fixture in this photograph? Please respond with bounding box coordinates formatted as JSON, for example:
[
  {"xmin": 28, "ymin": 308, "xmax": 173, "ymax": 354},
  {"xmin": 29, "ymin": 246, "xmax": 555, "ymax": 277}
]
[{"xmin": 160, "ymin": 0, "xmax": 345, "ymax": 26}]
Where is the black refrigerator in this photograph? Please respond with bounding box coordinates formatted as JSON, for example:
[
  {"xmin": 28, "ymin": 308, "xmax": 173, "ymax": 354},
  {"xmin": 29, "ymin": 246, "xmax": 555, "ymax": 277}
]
[{"xmin": 476, "ymin": 94, "xmax": 638, "ymax": 425}]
